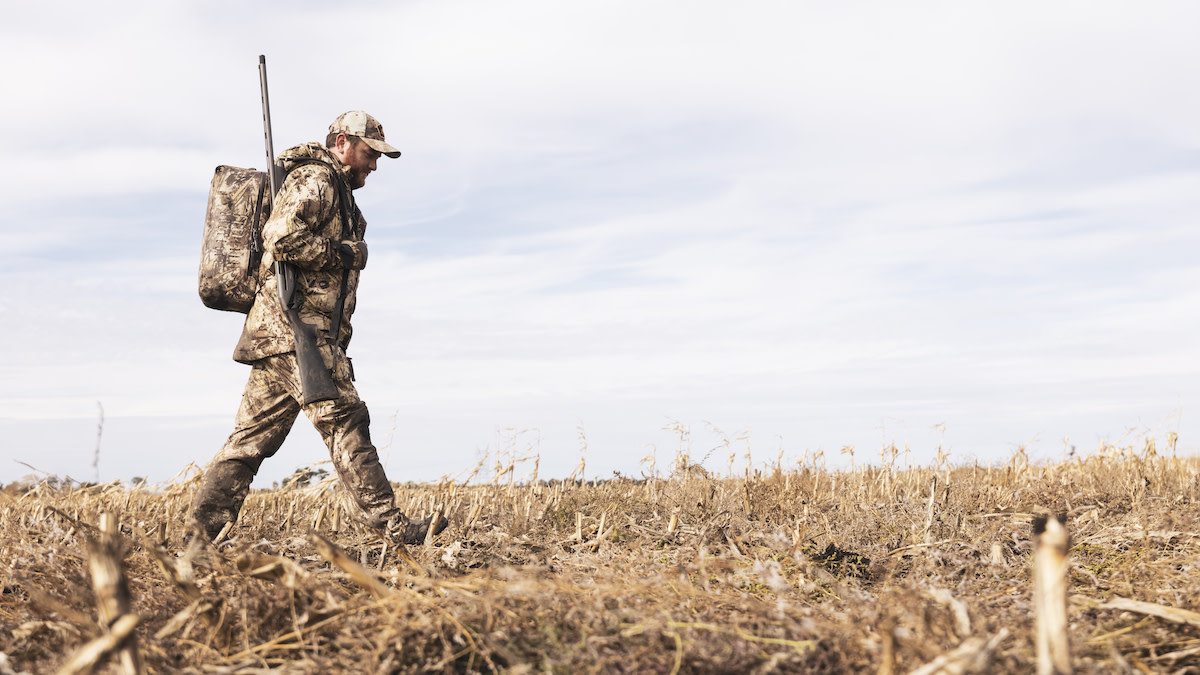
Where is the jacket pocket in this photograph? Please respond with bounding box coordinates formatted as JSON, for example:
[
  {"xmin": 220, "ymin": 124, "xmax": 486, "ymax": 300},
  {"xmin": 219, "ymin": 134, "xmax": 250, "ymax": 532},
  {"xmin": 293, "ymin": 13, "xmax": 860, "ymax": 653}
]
[{"xmin": 299, "ymin": 270, "xmax": 341, "ymax": 316}]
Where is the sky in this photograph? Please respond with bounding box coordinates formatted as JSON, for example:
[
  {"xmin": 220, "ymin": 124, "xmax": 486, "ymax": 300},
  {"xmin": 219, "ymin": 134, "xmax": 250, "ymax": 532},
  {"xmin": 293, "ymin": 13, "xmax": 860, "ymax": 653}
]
[{"xmin": 2, "ymin": 1, "xmax": 1198, "ymax": 488}]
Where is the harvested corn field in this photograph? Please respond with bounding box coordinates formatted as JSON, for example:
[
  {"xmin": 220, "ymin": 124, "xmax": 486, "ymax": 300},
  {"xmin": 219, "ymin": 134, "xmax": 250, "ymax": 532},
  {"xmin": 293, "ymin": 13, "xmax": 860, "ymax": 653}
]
[{"xmin": 2, "ymin": 440, "xmax": 1199, "ymax": 673}]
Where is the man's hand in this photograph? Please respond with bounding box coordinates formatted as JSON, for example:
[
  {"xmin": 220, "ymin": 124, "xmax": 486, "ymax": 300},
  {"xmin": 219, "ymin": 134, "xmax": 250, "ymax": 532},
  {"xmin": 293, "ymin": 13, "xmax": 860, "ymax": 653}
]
[{"xmin": 338, "ymin": 241, "xmax": 368, "ymax": 270}]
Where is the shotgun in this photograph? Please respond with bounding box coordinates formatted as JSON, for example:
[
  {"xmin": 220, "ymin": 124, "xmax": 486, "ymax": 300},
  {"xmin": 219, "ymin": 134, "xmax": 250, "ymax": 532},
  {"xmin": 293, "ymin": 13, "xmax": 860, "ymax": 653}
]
[{"xmin": 258, "ymin": 55, "xmax": 340, "ymax": 405}]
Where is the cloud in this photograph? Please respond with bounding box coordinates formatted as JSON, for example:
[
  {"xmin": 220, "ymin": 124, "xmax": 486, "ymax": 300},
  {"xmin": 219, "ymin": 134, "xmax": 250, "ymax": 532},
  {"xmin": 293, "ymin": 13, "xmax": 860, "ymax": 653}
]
[{"xmin": 2, "ymin": 1, "xmax": 1200, "ymax": 485}]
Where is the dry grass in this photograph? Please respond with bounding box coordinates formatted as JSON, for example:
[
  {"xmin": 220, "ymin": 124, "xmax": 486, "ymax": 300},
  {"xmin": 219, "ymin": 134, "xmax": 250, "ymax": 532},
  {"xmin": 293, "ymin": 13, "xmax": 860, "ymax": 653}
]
[{"xmin": 2, "ymin": 437, "xmax": 1199, "ymax": 673}]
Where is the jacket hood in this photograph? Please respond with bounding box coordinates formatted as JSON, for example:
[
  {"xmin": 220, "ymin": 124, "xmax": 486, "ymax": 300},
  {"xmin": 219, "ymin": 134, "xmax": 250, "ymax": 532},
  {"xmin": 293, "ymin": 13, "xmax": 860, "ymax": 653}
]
[{"xmin": 277, "ymin": 142, "xmax": 351, "ymax": 181}]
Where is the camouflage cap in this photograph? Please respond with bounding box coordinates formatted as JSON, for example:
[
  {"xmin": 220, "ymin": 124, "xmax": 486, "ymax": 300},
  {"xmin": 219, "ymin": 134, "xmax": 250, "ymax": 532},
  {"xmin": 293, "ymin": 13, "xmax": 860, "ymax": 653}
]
[{"xmin": 329, "ymin": 111, "xmax": 401, "ymax": 158}]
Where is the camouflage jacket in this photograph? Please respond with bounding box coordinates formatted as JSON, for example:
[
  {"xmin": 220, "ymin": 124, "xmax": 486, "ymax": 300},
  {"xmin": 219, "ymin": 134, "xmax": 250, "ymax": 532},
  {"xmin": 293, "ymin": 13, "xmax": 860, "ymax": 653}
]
[{"xmin": 233, "ymin": 142, "xmax": 367, "ymax": 364}]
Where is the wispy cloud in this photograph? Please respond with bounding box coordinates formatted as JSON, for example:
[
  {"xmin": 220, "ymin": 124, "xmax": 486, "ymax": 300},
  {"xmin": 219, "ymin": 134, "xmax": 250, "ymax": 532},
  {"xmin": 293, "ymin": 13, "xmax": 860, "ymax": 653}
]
[{"xmin": 2, "ymin": 1, "xmax": 1198, "ymax": 484}]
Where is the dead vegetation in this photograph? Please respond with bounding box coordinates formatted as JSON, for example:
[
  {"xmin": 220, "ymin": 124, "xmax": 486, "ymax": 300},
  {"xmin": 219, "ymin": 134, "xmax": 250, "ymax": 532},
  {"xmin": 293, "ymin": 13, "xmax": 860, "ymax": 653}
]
[{"xmin": 1, "ymin": 436, "xmax": 1199, "ymax": 673}]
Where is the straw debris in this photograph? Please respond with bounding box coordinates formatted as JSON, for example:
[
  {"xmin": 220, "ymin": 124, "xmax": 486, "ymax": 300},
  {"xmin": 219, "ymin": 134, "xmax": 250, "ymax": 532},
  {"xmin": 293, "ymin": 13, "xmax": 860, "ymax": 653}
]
[{"xmin": 0, "ymin": 439, "xmax": 1197, "ymax": 672}]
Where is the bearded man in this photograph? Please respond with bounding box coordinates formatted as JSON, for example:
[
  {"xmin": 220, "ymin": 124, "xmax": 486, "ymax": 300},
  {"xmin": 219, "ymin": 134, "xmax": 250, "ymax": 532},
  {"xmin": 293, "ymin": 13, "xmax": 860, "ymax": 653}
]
[{"xmin": 191, "ymin": 111, "xmax": 446, "ymax": 545}]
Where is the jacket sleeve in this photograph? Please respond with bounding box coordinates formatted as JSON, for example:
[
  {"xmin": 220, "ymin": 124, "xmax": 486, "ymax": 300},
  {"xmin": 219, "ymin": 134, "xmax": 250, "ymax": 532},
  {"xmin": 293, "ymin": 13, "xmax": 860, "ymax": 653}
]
[{"xmin": 263, "ymin": 166, "xmax": 342, "ymax": 271}]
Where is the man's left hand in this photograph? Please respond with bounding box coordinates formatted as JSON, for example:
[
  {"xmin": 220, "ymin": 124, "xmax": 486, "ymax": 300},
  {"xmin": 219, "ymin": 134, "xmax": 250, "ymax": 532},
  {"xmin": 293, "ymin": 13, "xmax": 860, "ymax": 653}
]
[{"xmin": 338, "ymin": 241, "xmax": 368, "ymax": 270}]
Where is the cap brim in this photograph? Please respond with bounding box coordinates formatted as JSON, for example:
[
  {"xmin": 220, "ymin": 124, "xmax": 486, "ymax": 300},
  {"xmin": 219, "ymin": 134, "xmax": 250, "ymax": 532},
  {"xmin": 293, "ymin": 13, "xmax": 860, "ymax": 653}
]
[{"xmin": 362, "ymin": 137, "xmax": 401, "ymax": 158}]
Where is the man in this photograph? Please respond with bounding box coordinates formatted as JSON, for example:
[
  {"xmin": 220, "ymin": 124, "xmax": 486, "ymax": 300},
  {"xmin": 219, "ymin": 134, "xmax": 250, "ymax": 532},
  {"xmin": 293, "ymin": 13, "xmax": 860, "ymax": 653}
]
[{"xmin": 191, "ymin": 111, "xmax": 446, "ymax": 545}]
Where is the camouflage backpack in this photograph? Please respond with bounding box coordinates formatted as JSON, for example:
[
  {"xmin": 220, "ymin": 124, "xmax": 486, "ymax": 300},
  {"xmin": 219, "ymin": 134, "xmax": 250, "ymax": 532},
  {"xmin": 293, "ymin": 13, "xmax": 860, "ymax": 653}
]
[
  {"xmin": 198, "ymin": 165, "xmax": 270, "ymax": 313},
  {"xmin": 198, "ymin": 159, "xmax": 345, "ymax": 313}
]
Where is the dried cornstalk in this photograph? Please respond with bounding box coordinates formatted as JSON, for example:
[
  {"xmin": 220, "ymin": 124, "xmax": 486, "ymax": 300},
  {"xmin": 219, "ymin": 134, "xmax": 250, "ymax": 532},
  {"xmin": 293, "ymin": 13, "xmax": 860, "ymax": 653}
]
[
  {"xmin": 424, "ymin": 506, "xmax": 445, "ymax": 546},
  {"xmin": 213, "ymin": 520, "xmax": 233, "ymax": 544},
  {"xmin": 1033, "ymin": 513, "xmax": 1072, "ymax": 675},
  {"xmin": 54, "ymin": 613, "xmax": 140, "ymax": 675},
  {"xmin": 463, "ymin": 500, "xmax": 483, "ymax": 530},
  {"xmin": 76, "ymin": 513, "xmax": 146, "ymax": 675},
  {"xmin": 236, "ymin": 552, "xmax": 309, "ymax": 588},
  {"xmin": 908, "ymin": 628, "xmax": 1009, "ymax": 675},
  {"xmin": 153, "ymin": 599, "xmax": 216, "ymax": 641},
  {"xmin": 923, "ymin": 476, "xmax": 937, "ymax": 545},
  {"xmin": 24, "ymin": 585, "xmax": 97, "ymax": 637},
  {"xmin": 1099, "ymin": 597, "xmax": 1200, "ymax": 629},
  {"xmin": 310, "ymin": 532, "xmax": 397, "ymax": 597},
  {"xmin": 143, "ymin": 535, "xmax": 202, "ymax": 603},
  {"xmin": 876, "ymin": 619, "xmax": 895, "ymax": 675}
]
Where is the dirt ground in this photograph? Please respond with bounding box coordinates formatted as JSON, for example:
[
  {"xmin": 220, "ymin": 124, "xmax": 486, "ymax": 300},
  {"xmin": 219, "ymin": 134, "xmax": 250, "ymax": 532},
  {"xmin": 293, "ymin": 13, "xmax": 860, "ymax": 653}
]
[{"xmin": 2, "ymin": 443, "xmax": 1198, "ymax": 673}]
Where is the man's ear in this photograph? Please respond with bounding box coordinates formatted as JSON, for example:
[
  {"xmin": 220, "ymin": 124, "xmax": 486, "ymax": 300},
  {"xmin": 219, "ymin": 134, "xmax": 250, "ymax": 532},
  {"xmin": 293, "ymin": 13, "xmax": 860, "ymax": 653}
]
[{"xmin": 331, "ymin": 133, "xmax": 350, "ymax": 160}]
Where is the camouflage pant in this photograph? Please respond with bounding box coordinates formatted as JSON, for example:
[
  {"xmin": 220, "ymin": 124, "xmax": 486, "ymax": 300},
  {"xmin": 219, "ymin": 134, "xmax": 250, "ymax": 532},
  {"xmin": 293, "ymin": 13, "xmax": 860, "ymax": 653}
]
[{"xmin": 190, "ymin": 350, "xmax": 397, "ymax": 540}]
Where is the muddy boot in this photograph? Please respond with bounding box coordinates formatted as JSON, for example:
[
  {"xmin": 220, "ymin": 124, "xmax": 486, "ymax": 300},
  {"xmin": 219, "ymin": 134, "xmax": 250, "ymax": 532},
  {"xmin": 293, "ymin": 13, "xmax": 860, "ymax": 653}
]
[
  {"xmin": 386, "ymin": 512, "xmax": 449, "ymax": 545},
  {"xmin": 191, "ymin": 460, "xmax": 257, "ymax": 541}
]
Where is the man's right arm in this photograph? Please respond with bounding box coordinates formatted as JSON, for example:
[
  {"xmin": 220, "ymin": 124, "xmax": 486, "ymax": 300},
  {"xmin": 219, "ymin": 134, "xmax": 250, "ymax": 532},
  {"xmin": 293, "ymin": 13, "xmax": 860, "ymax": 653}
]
[{"xmin": 263, "ymin": 167, "xmax": 343, "ymax": 272}]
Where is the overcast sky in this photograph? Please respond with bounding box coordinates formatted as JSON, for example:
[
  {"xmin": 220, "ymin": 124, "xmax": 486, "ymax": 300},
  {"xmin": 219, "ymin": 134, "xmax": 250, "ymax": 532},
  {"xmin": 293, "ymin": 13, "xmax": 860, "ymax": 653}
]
[{"xmin": 2, "ymin": 1, "xmax": 1198, "ymax": 487}]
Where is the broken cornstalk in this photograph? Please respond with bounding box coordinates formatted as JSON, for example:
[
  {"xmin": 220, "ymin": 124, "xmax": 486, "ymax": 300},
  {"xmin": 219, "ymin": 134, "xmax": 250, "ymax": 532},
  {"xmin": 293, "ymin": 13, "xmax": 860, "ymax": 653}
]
[{"xmin": 1033, "ymin": 513, "xmax": 1072, "ymax": 675}]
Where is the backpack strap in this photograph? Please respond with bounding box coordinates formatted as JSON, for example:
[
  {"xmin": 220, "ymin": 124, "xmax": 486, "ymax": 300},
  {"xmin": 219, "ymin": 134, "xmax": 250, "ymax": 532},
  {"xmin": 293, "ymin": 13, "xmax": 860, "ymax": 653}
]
[
  {"xmin": 278, "ymin": 158, "xmax": 355, "ymax": 347},
  {"xmin": 326, "ymin": 173, "xmax": 354, "ymax": 347}
]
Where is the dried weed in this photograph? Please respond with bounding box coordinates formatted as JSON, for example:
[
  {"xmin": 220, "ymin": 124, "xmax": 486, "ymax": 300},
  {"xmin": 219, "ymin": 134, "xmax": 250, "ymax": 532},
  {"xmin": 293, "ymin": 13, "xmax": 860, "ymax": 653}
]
[{"xmin": 0, "ymin": 441, "xmax": 1198, "ymax": 673}]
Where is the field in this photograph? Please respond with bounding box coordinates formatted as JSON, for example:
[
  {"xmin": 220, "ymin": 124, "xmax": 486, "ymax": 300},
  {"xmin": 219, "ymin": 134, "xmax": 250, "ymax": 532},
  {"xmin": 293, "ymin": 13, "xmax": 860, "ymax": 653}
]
[{"xmin": 2, "ymin": 438, "xmax": 1199, "ymax": 674}]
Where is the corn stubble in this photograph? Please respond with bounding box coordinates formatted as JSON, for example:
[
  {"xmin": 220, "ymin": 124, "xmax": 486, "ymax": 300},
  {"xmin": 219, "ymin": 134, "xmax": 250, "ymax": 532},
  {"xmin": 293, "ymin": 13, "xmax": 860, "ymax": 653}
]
[{"xmin": 1, "ymin": 439, "xmax": 1198, "ymax": 674}]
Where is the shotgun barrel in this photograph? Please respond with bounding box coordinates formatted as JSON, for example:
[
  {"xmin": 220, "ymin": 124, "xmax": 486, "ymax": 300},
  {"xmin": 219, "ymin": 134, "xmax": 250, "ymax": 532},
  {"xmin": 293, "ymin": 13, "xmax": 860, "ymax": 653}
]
[{"xmin": 258, "ymin": 55, "xmax": 339, "ymax": 405}]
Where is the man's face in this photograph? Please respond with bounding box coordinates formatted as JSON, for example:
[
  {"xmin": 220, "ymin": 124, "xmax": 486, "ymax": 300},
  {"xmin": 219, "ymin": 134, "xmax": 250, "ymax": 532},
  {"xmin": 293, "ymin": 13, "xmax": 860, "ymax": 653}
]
[{"xmin": 336, "ymin": 135, "xmax": 382, "ymax": 189}]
